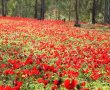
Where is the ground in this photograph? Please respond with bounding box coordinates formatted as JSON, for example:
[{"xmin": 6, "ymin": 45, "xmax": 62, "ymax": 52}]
[{"xmin": 0, "ymin": 16, "xmax": 110, "ymax": 90}]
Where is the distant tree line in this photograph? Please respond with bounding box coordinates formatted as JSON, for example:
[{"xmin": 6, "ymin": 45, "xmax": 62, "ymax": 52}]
[{"xmin": 0, "ymin": 0, "xmax": 110, "ymax": 26}]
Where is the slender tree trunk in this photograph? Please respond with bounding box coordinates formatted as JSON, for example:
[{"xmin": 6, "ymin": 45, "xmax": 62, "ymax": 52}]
[
  {"xmin": 92, "ymin": 0, "xmax": 97, "ymax": 24},
  {"xmin": 56, "ymin": 9, "xmax": 58, "ymax": 20},
  {"xmin": 68, "ymin": 0, "xmax": 71, "ymax": 21},
  {"xmin": 74, "ymin": 0, "xmax": 80, "ymax": 27},
  {"xmin": 55, "ymin": 0, "xmax": 58, "ymax": 20},
  {"xmin": 16, "ymin": 0, "xmax": 21, "ymax": 17},
  {"xmin": 34, "ymin": 0, "xmax": 38, "ymax": 18},
  {"xmin": 104, "ymin": 0, "xmax": 110, "ymax": 24},
  {"xmin": 1, "ymin": 0, "xmax": 7, "ymax": 17},
  {"xmin": 58, "ymin": 8, "xmax": 60, "ymax": 20},
  {"xmin": 40, "ymin": 0, "xmax": 45, "ymax": 20}
]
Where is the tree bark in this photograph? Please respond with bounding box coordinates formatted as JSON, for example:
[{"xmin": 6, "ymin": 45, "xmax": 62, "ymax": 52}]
[
  {"xmin": 104, "ymin": 0, "xmax": 110, "ymax": 24},
  {"xmin": 68, "ymin": 0, "xmax": 71, "ymax": 21},
  {"xmin": 55, "ymin": 0, "xmax": 58, "ymax": 20},
  {"xmin": 34, "ymin": 0, "xmax": 38, "ymax": 18},
  {"xmin": 1, "ymin": 0, "xmax": 7, "ymax": 17},
  {"xmin": 74, "ymin": 0, "xmax": 81, "ymax": 27},
  {"xmin": 58, "ymin": 8, "xmax": 61, "ymax": 20},
  {"xmin": 40, "ymin": 0, "xmax": 45, "ymax": 20},
  {"xmin": 92, "ymin": 0, "xmax": 97, "ymax": 24}
]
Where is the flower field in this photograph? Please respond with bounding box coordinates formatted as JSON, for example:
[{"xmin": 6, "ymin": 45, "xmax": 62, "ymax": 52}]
[{"xmin": 0, "ymin": 17, "xmax": 110, "ymax": 90}]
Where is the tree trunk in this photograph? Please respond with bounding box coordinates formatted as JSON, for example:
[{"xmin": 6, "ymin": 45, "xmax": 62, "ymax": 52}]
[
  {"xmin": 1, "ymin": 0, "xmax": 7, "ymax": 17},
  {"xmin": 92, "ymin": 0, "xmax": 97, "ymax": 24},
  {"xmin": 68, "ymin": 0, "xmax": 71, "ymax": 21},
  {"xmin": 104, "ymin": 0, "xmax": 110, "ymax": 24},
  {"xmin": 34, "ymin": 0, "xmax": 38, "ymax": 18},
  {"xmin": 55, "ymin": 0, "xmax": 58, "ymax": 20},
  {"xmin": 74, "ymin": 0, "xmax": 81, "ymax": 27},
  {"xmin": 58, "ymin": 8, "xmax": 60, "ymax": 20},
  {"xmin": 40, "ymin": 0, "xmax": 45, "ymax": 20}
]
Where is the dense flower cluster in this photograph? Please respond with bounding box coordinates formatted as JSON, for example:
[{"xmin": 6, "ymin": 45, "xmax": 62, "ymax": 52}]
[{"xmin": 0, "ymin": 16, "xmax": 110, "ymax": 90}]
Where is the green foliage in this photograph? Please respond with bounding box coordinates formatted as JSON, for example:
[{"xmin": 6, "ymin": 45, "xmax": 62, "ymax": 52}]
[{"xmin": 0, "ymin": 0, "xmax": 108, "ymax": 23}]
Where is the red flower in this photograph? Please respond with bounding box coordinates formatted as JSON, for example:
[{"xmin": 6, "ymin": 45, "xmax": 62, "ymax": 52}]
[
  {"xmin": 0, "ymin": 64, "xmax": 7, "ymax": 68},
  {"xmin": 13, "ymin": 64, "xmax": 20, "ymax": 69},
  {"xmin": 71, "ymin": 79, "xmax": 78, "ymax": 88},
  {"xmin": 48, "ymin": 65, "xmax": 54, "ymax": 71},
  {"xmin": 44, "ymin": 80, "xmax": 49, "ymax": 85},
  {"xmin": 0, "ymin": 85, "xmax": 3, "ymax": 90},
  {"xmin": 30, "ymin": 67, "xmax": 40, "ymax": 76},
  {"xmin": 0, "ymin": 57, "xmax": 3, "ymax": 61},
  {"xmin": 4, "ymin": 86, "xmax": 12, "ymax": 90},
  {"xmin": 37, "ymin": 78, "xmax": 44, "ymax": 83},
  {"xmin": 82, "ymin": 69, "xmax": 89, "ymax": 74},
  {"xmin": 25, "ymin": 55, "xmax": 33, "ymax": 65},
  {"xmin": 81, "ymin": 82, "xmax": 86, "ymax": 87},
  {"xmin": 4, "ymin": 69, "xmax": 14, "ymax": 75},
  {"xmin": 51, "ymin": 85, "xmax": 58, "ymax": 90},
  {"xmin": 16, "ymin": 81, "xmax": 23, "ymax": 87},
  {"xmin": 64, "ymin": 79, "xmax": 71, "ymax": 89},
  {"xmin": 53, "ymin": 80, "xmax": 59, "ymax": 85},
  {"xmin": 22, "ymin": 69, "xmax": 30, "ymax": 75},
  {"xmin": 64, "ymin": 79, "xmax": 77, "ymax": 89}
]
